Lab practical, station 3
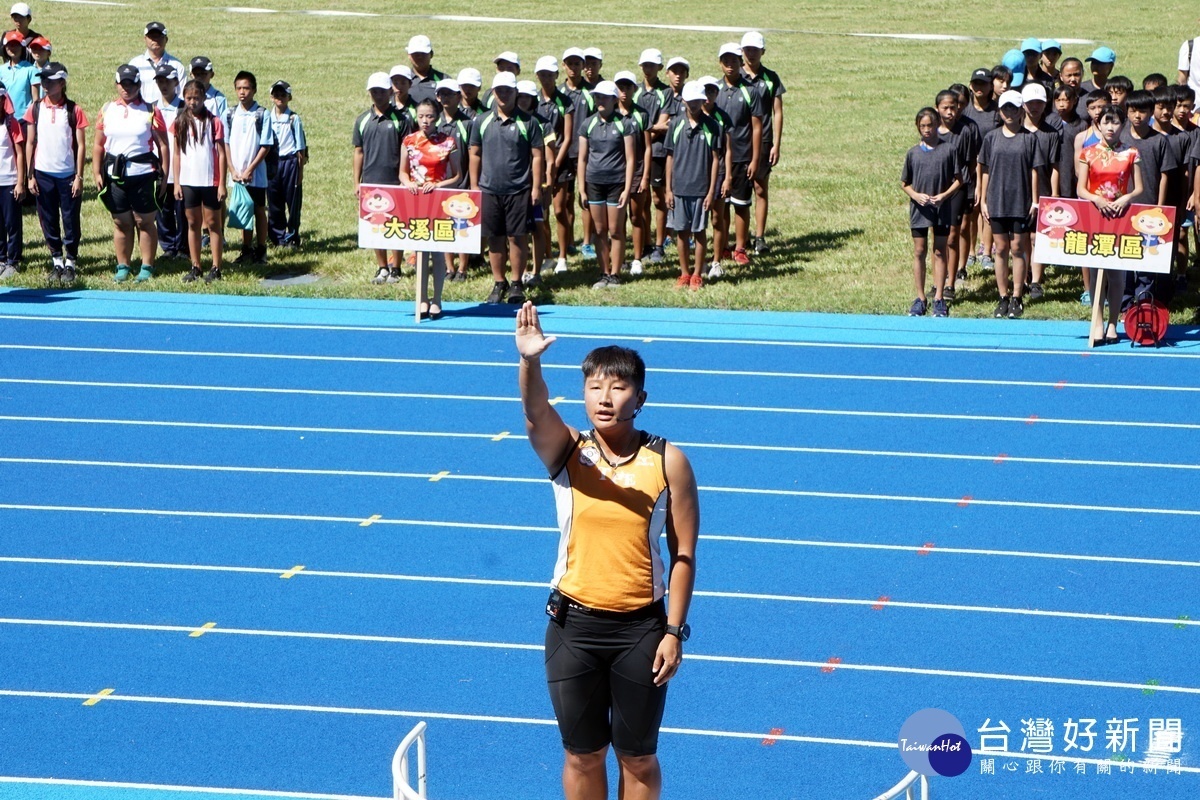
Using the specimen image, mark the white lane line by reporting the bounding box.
[1,313,1192,358]
[0,503,558,531]
[0,778,377,800]
[5,460,1197,517]
[3,413,1196,472]
[6,377,1200,431]
[700,535,1200,569]
[6,343,1197,394]
[1,553,1193,627]
[4,616,1196,694]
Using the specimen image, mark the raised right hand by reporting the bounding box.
[515,301,556,360]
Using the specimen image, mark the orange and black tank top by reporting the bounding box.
[549,429,670,612]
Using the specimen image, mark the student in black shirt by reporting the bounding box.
[903,108,962,318]
[578,80,635,289]
[1021,82,1061,301]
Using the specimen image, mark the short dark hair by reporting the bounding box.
[1107,75,1133,94]
[1060,56,1083,72]
[991,65,1012,83]
[1098,105,1125,126]
[234,70,256,90]
[947,83,968,103]
[1085,89,1110,107]
[581,346,646,392]
[915,106,938,126]
[1125,89,1154,113]
[1172,85,1196,105]
[1152,87,1175,107]
[1142,73,1168,91]
[1052,84,1077,103]
[934,89,957,107]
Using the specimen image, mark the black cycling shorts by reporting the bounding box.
[182,186,221,210]
[989,216,1030,235]
[545,599,668,756]
[102,174,159,216]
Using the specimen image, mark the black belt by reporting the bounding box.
[566,598,664,621]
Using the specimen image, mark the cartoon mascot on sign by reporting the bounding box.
[442,192,479,237]
[1038,201,1079,249]
[1129,208,1172,255]
[360,189,396,232]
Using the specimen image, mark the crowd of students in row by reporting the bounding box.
[352,31,786,315]
[0,8,308,285]
[902,39,1197,332]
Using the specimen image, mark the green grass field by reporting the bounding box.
[6,0,1199,321]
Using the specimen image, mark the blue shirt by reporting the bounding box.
[223,102,275,188]
[0,60,40,118]
[270,108,306,157]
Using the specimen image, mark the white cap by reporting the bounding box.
[740,31,765,49]
[494,51,520,66]
[389,64,414,80]
[562,47,584,61]
[638,48,663,66]
[582,47,603,60]
[666,56,690,71]
[718,42,743,58]
[10,2,30,17]
[613,70,638,85]
[456,67,483,87]
[406,34,432,54]
[535,55,558,74]
[516,79,538,96]
[1021,82,1047,103]
[367,71,391,91]
[698,74,720,89]
[998,89,1024,108]
[591,80,618,97]
[681,81,706,103]
[436,78,460,94]
[491,71,518,90]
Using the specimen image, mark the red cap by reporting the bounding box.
[2,30,23,45]
[28,35,48,51]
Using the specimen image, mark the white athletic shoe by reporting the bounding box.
[707,262,724,279]
[630,259,643,275]
[554,257,568,274]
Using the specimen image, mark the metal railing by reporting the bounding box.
[392,721,428,800]
[870,771,930,800]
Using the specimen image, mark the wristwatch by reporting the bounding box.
[665,623,691,642]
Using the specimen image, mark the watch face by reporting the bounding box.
[680,623,691,642]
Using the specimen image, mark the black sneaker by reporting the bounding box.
[60,265,76,285]
[48,266,63,285]
[506,281,526,304]
[943,285,956,303]
[183,266,203,283]
[753,236,769,255]
[485,280,508,304]
[994,296,1010,318]
[1028,282,1043,301]
[1008,295,1024,319]
[254,246,269,266]
[233,249,253,264]
[204,266,222,283]
[956,267,968,281]
[386,267,402,284]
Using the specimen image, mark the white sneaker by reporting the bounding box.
[707,262,724,279]
[554,257,568,274]
[630,259,643,275]
[52,255,64,270]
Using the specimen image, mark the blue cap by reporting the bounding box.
[1040,39,1061,53]
[1020,37,1042,53]
[1001,49,1026,87]
[1086,46,1116,64]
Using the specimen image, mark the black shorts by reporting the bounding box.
[555,159,577,186]
[545,599,668,756]
[244,185,266,206]
[948,188,966,226]
[102,174,159,215]
[649,156,667,188]
[182,186,221,210]
[912,226,952,239]
[990,216,1030,235]
[726,162,752,206]
[482,190,532,239]
[631,160,646,191]
[586,181,623,206]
